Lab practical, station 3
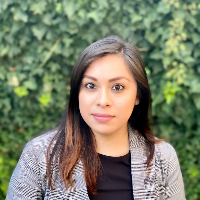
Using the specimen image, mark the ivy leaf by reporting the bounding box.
[150,49,163,60]
[157,1,169,14]
[63,1,76,18]
[187,165,199,179]
[191,32,200,44]
[13,9,28,22]
[87,11,100,24]
[31,25,47,41]
[23,78,37,90]
[190,78,200,93]
[14,87,29,97]
[184,56,195,63]
[163,81,182,104]
[131,13,142,23]
[38,92,52,107]
[30,1,47,15]
[56,3,63,14]
[8,75,19,87]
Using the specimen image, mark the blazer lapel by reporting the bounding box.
[65,159,90,200]
[70,127,156,200]
[129,128,155,199]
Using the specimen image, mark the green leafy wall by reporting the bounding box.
[0,0,200,199]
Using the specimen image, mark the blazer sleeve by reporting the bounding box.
[165,144,186,200]
[6,142,43,200]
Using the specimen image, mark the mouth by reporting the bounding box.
[92,113,114,123]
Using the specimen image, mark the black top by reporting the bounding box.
[88,151,134,200]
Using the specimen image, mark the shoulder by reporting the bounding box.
[154,142,185,198]
[154,141,182,179]
[6,129,59,199]
[154,140,177,161]
[129,127,178,163]
[22,128,58,159]
[13,128,59,180]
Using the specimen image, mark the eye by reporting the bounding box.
[85,83,97,89]
[112,84,124,91]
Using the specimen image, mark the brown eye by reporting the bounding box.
[112,84,124,91]
[85,83,96,89]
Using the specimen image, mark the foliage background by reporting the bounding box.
[0,0,200,199]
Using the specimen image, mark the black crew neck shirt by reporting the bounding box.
[88,151,134,200]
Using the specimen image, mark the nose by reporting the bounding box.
[96,88,112,108]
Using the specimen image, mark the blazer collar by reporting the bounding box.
[129,127,155,199]
[72,127,155,199]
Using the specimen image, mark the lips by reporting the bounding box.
[92,113,114,123]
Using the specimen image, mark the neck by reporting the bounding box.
[93,124,130,157]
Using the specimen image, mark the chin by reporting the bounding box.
[90,126,118,135]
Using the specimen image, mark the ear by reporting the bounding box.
[135,98,140,105]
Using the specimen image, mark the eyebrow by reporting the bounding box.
[83,75,130,82]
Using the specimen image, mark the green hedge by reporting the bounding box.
[0,0,200,199]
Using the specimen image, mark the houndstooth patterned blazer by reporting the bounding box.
[6,128,185,200]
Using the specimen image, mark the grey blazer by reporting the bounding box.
[6,128,185,199]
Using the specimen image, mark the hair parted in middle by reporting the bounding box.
[47,36,162,194]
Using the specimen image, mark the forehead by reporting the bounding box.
[84,54,134,80]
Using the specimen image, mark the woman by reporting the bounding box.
[6,36,185,199]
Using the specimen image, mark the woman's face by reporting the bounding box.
[79,54,139,136]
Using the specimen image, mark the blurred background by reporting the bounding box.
[0,0,200,199]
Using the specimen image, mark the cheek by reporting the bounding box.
[116,95,136,118]
[78,92,93,118]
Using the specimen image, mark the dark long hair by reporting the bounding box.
[47,36,162,194]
